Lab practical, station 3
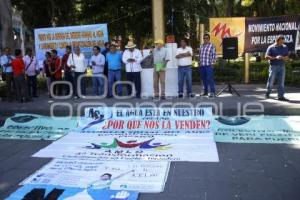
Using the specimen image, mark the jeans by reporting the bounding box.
[199,65,215,94]
[27,75,37,97]
[64,72,73,95]
[3,72,14,100]
[92,74,104,96]
[266,64,285,98]
[126,72,141,97]
[74,72,86,96]
[178,66,192,95]
[108,70,122,97]
[15,74,29,101]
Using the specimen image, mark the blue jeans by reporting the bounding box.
[108,70,122,97]
[266,64,285,98]
[199,65,215,94]
[178,66,192,95]
[92,74,104,96]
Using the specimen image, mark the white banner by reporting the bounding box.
[21,159,169,193]
[78,107,212,136]
[33,132,219,162]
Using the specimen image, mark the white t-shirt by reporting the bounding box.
[67,53,87,73]
[176,47,193,66]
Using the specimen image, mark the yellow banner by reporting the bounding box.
[209,17,245,55]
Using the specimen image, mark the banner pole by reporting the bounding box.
[245,53,250,83]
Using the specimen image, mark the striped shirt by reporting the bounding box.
[199,43,216,66]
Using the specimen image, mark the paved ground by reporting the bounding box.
[0,84,300,200]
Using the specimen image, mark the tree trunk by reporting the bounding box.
[0,0,14,51]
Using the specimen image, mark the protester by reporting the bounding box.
[175,38,194,98]
[199,33,217,98]
[0,47,14,101]
[89,46,105,96]
[153,39,169,99]
[101,42,110,77]
[11,49,30,103]
[42,51,52,96]
[67,46,87,98]
[61,46,73,95]
[106,44,123,98]
[265,35,290,101]
[50,49,62,96]
[122,41,143,98]
[23,48,39,98]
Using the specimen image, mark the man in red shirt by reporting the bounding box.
[61,46,72,95]
[50,49,62,96]
[11,49,30,103]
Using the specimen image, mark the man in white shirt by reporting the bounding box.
[23,48,39,98]
[89,46,105,96]
[0,47,14,101]
[122,41,143,98]
[67,46,87,98]
[175,38,194,98]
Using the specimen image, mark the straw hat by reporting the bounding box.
[154,39,164,44]
[125,41,136,49]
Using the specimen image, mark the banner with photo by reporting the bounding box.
[245,15,300,52]
[33,132,219,162]
[34,24,108,65]
[209,17,245,55]
[5,184,138,200]
[78,107,212,136]
[21,159,170,193]
[213,116,300,144]
[0,113,77,140]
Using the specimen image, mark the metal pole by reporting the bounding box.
[245,53,250,83]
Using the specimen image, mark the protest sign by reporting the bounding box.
[78,107,212,136]
[0,114,77,140]
[245,15,300,52]
[213,116,300,144]
[33,132,219,162]
[34,24,108,65]
[5,184,138,200]
[21,159,170,193]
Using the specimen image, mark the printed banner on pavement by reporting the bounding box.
[33,132,219,162]
[21,159,170,193]
[78,107,212,136]
[0,114,77,140]
[213,116,300,144]
[5,184,138,200]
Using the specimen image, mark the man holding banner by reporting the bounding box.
[265,35,289,101]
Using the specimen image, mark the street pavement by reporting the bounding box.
[0,84,299,200]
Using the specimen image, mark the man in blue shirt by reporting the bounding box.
[0,47,14,101]
[265,35,289,101]
[106,44,123,98]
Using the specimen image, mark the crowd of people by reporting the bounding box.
[0,34,290,103]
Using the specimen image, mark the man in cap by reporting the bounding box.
[265,35,289,101]
[153,39,169,99]
[122,41,143,98]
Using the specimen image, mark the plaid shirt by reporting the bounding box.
[199,43,216,66]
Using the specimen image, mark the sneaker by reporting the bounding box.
[178,94,183,98]
[278,97,289,102]
[201,92,208,96]
[209,93,216,98]
[265,93,270,99]
[73,96,79,99]
[189,93,195,98]
[161,95,166,100]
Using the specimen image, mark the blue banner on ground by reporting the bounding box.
[0,114,77,140]
[213,116,300,144]
[5,184,138,200]
[34,24,108,64]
